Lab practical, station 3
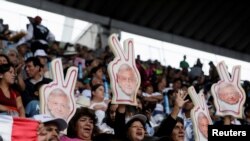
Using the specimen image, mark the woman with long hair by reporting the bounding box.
[0,63,25,117]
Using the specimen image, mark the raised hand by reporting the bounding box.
[188,86,213,141]
[174,90,189,108]
[40,58,78,123]
[108,34,141,105]
[170,90,189,119]
[211,61,245,118]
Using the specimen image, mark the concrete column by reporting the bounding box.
[61,17,74,42]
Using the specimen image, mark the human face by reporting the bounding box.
[2,67,15,85]
[171,122,185,141]
[127,121,145,141]
[38,56,48,65]
[76,116,94,140]
[0,56,8,65]
[8,51,18,66]
[48,91,70,119]
[17,44,27,55]
[145,86,153,94]
[158,78,166,92]
[95,68,103,79]
[198,116,209,138]
[173,80,182,91]
[117,67,137,96]
[44,123,60,141]
[25,61,40,78]
[218,85,240,105]
[92,85,104,101]
[183,100,194,111]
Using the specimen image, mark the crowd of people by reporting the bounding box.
[0,15,250,141]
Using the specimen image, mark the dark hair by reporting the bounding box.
[103,102,115,128]
[173,78,182,84]
[176,117,184,125]
[125,118,146,133]
[67,107,99,138]
[91,84,103,92]
[0,54,10,64]
[90,84,104,100]
[90,65,103,76]
[0,63,14,74]
[25,57,43,68]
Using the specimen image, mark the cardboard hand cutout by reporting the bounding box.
[211,61,245,118]
[40,58,78,123]
[188,86,213,141]
[108,34,141,105]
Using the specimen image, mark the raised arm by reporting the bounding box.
[155,90,188,137]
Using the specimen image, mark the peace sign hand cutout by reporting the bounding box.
[107,34,141,105]
[40,58,78,123]
[188,86,213,141]
[211,61,245,118]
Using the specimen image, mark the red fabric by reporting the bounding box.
[12,117,39,141]
[0,88,20,108]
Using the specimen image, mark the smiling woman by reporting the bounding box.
[60,107,99,141]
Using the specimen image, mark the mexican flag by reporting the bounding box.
[0,115,39,141]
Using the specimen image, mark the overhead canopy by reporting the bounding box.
[7,0,250,62]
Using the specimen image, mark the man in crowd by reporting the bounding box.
[35,114,67,141]
[17,15,55,53]
[22,57,52,117]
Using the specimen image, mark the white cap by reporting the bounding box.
[34,49,48,57]
[126,114,147,125]
[63,46,77,56]
[33,114,67,131]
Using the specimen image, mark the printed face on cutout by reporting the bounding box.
[198,112,209,138]
[117,64,137,96]
[47,89,71,120]
[218,82,241,105]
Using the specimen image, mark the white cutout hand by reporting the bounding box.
[188,86,213,141]
[40,58,78,123]
[108,34,141,105]
[211,61,245,118]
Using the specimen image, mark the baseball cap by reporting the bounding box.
[126,114,147,125]
[33,114,67,131]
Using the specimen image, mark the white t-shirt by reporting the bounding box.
[81,89,91,100]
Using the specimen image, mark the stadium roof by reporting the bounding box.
[7,0,250,62]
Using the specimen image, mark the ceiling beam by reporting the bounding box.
[6,0,250,62]
[111,20,250,62]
